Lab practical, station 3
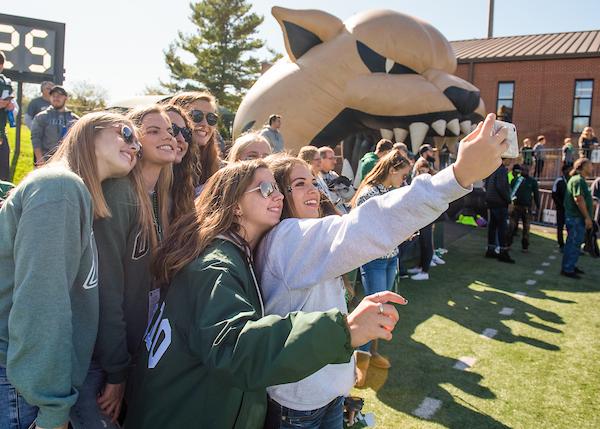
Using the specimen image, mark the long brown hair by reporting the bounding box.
[49,111,131,218]
[351,149,409,207]
[169,91,221,185]
[163,103,198,222]
[152,160,268,284]
[127,105,173,238]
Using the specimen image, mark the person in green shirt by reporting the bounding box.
[0,112,140,429]
[561,158,594,278]
[358,138,393,182]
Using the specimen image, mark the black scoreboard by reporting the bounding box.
[0,13,65,84]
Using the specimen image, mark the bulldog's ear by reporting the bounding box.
[272,7,343,62]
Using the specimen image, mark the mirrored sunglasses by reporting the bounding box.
[245,181,280,199]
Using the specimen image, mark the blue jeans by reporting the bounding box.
[264,396,344,429]
[70,361,120,429]
[0,366,38,429]
[562,217,585,273]
[359,256,398,352]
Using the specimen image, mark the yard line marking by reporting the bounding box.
[526,280,537,285]
[542,262,550,266]
[549,255,557,260]
[499,307,514,316]
[534,270,544,275]
[413,397,442,419]
[480,328,498,339]
[453,356,477,371]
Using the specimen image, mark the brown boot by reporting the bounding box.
[369,340,391,369]
[354,350,370,387]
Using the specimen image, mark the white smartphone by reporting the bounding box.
[493,120,519,158]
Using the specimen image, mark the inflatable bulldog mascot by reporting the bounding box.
[234,7,485,175]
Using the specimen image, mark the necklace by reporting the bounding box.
[151,191,162,241]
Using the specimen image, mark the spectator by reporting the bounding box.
[0,51,18,181]
[561,158,594,278]
[359,138,393,180]
[24,80,53,128]
[533,135,546,178]
[439,142,451,169]
[414,144,437,174]
[227,131,272,162]
[592,176,600,227]
[578,127,597,159]
[298,145,335,203]
[31,85,79,165]
[260,113,284,153]
[562,137,576,168]
[485,159,515,263]
[319,146,351,212]
[521,138,533,167]
[507,164,540,253]
[552,164,571,251]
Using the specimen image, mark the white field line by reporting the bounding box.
[480,328,498,339]
[526,280,537,285]
[534,270,544,275]
[499,307,514,316]
[413,397,442,419]
[453,356,477,371]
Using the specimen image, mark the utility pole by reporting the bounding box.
[488,0,495,38]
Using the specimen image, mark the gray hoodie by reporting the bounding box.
[255,166,471,410]
[31,106,79,159]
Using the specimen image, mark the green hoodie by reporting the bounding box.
[125,238,353,429]
[93,177,156,384]
[359,152,379,179]
[0,165,99,428]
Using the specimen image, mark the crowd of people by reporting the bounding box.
[0,48,518,429]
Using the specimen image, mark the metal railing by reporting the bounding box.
[518,148,600,182]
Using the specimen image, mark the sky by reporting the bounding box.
[2,0,600,103]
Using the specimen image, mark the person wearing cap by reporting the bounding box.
[24,81,54,129]
[507,164,540,253]
[31,85,79,165]
[413,144,437,175]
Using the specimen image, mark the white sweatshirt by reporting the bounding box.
[255,166,471,411]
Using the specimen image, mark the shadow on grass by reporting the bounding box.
[362,223,598,428]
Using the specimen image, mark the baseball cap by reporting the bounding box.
[419,144,433,156]
[49,85,68,96]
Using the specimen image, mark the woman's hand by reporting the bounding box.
[97,382,126,422]
[453,113,509,188]
[346,291,408,348]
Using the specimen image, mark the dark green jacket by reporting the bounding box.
[93,178,155,384]
[126,238,353,429]
[511,175,540,208]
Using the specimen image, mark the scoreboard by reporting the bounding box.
[0,14,65,84]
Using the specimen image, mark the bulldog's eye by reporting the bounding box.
[356,41,417,75]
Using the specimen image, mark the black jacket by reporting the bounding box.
[485,165,511,208]
[552,175,568,211]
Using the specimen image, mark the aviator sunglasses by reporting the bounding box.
[191,110,219,126]
[245,181,280,198]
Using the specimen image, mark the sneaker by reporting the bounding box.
[574,267,585,274]
[497,251,515,264]
[429,261,438,268]
[485,249,498,259]
[411,272,429,281]
[432,254,446,265]
[398,273,410,279]
[407,267,422,274]
[436,248,448,255]
[560,270,580,279]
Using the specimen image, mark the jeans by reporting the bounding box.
[556,208,565,248]
[0,366,38,429]
[488,207,509,250]
[562,217,585,273]
[70,361,120,429]
[264,396,344,429]
[359,256,398,352]
[508,205,531,249]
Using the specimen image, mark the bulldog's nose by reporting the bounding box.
[444,87,481,115]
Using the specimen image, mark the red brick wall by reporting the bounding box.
[455,58,600,148]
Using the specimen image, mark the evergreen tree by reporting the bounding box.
[163,0,264,111]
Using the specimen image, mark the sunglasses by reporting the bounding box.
[95,124,142,157]
[172,123,192,143]
[191,110,219,126]
[245,181,280,198]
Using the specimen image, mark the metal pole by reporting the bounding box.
[488,0,495,38]
[9,81,23,181]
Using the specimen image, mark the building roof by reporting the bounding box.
[451,30,600,63]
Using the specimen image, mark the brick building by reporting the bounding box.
[451,30,600,148]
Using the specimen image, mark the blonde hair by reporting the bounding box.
[227,131,271,162]
[49,111,131,218]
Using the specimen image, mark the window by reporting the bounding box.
[496,81,514,123]
[572,80,593,133]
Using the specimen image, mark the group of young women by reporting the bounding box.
[0,88,509,429]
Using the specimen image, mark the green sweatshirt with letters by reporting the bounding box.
[125,237,354,429]
[0,165,99,429]
[93,177,155,384]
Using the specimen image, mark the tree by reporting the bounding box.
[66,81,108,116]
[162,0,265,111]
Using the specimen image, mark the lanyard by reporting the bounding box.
[151,191,162,242]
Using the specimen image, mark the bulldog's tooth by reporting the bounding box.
[460,120,472,135]
[409,122,428,153]
[431,120,446,136]
[447,118,460,136]
[380,129,394,140]
[385,58,394,73]
[393,128,408,142]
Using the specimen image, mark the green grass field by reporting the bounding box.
[6,125,34,184]
[353,226,599,428]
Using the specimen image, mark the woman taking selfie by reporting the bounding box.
[0,112,140,429]
[125,160,405,429]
